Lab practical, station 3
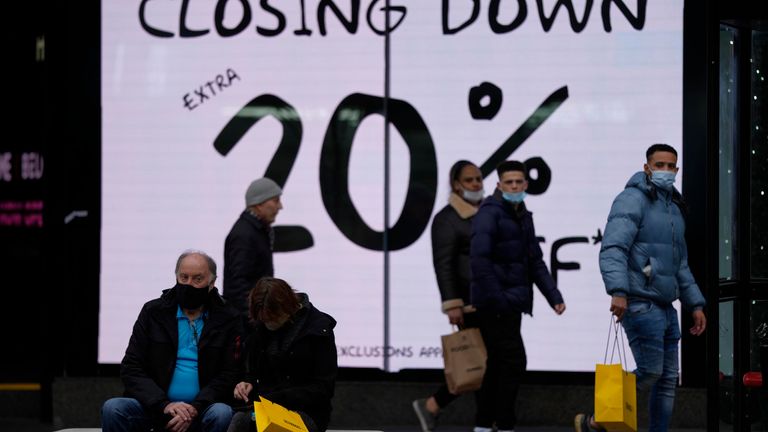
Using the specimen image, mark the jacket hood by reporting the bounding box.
[251,292,337,334]
[295,292,337,333]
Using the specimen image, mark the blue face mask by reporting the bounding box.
[502,191,526,203]
[649,169,676,191]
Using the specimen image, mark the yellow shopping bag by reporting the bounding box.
[594,363,637,432]
[593,318,637,432]
[253,397,308,432]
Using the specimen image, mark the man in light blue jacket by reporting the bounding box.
[576,144,706,432]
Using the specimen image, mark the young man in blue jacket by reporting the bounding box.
[470,160,566,432]
[576,144,707,432]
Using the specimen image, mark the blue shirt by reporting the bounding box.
[167,306,206,402]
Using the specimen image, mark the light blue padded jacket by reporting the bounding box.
[599,172,705,310]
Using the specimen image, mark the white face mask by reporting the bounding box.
[461,188,484,204]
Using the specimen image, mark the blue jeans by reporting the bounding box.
[102,397,233,432]
[621,299,680,432]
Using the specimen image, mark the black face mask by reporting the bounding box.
[175,282,210,309]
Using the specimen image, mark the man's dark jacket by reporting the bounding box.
[120,286,240,421]
[224,210,274,315]
[470,189,563,315]
[241,294,337,431]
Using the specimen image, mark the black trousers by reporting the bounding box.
[475,311,526,430]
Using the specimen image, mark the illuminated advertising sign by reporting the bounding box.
[101,1,683,371]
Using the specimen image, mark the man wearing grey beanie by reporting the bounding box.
[223,178,283,316]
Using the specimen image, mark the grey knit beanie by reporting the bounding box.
[245,178,282,207]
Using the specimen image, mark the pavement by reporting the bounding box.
[0,418,709,432]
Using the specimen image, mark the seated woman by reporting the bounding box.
[228,277,337,432]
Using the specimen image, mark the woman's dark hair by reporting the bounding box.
[248,277,301,323]
[448,160,477,189]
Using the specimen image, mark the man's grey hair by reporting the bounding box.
[175,250,217,282]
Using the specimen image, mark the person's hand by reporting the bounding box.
[690,310,706,336]
[553,303,566,315]
[447,308,464,326]
[165,414,192,432]
[234,381,253,402]
[163,402,197,422]
[610,296,627,321]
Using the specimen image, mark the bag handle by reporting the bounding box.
[451,323,468,332]
[603,315,629,366]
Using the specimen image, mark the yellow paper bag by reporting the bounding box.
[594,363,637,432]
[253,397,308,432]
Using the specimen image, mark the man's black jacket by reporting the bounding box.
[120,286,241,420]
[470,190,563,315]
[224,210,274,315]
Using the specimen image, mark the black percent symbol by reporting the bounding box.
[469,81,568,193]
[213,86,568,252]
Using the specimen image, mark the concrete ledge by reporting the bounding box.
[51,377,706,429]
[0,388,41,418]
[55,429,102,432]
[329,381,706,429]
[52,429,384,432]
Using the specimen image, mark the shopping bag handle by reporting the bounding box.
[603,315,629,366]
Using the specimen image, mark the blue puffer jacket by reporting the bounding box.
[470,189,564,315]
[600,172,705,310]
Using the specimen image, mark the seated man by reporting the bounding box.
[102,250,240,432]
